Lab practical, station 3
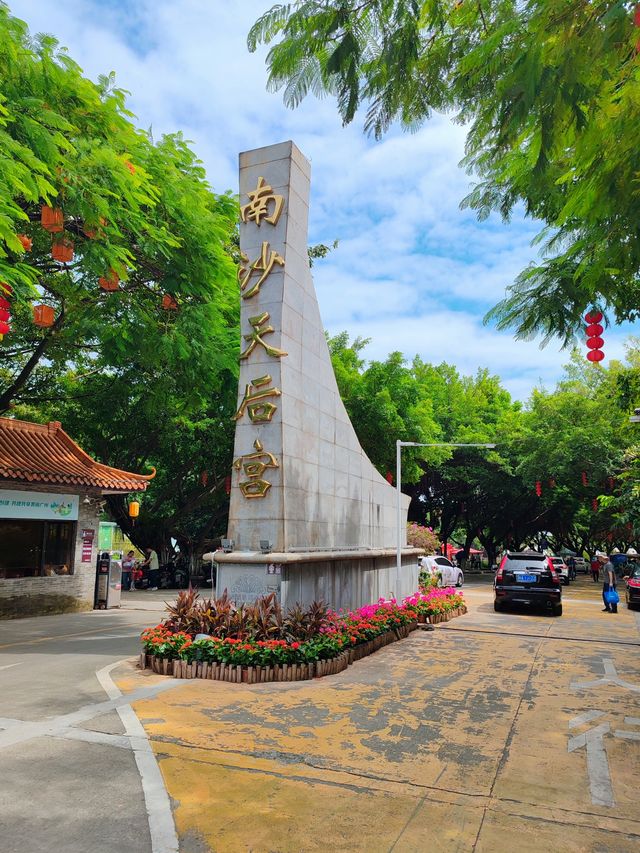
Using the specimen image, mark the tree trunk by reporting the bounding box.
[0,310,65,412]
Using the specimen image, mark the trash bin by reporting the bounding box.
[94,552,122,609]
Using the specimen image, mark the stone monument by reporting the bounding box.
[215,142,420,609]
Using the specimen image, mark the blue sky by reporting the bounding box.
[10,0,638,401]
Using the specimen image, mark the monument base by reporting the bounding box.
[214,548,422,611]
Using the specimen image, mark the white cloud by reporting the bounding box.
[9,0,638,400]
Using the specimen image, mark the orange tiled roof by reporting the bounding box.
[0,418,155,492]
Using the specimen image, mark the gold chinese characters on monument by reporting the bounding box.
[238,242,284,299]
[233,439,279,499]
[233,175,288,500]
[240,177,284,226]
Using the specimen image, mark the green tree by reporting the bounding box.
[0,4,240,559]
[0,4,238,412]
[250,1,640,341]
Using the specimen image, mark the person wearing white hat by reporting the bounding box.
[597,552,618,613]
[626,547,638,558]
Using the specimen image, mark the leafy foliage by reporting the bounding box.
[250,1,640,340]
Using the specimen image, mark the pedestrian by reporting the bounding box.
[590,555,600,583]
[121,550,136,591]
[142,546,160,591]
[567,555,576,581]
[597,551,618,613]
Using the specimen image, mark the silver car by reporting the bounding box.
[419,555,464,587]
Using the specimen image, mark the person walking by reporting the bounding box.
[597,551,618,613]
[590,555,600,583]
[567,555,576,581]
[121,550,136,591]
[142,546,160,591]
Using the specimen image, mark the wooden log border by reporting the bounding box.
[139,607,468,682]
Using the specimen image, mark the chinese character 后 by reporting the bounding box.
[238,241,285,299]
[240,176,284,226]
[233,374,281,423]
[233,439,279,499]
[240,312,288,361]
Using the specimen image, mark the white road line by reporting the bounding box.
[0,663,20,671]
[568,723,615,807]
[96,662,179,853]
[568,710,605,729]
[66,633,140,641]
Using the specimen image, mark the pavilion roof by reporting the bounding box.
[0,418,155,492]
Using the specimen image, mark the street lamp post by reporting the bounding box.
[395,441,497,592]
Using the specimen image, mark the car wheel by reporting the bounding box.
[553,604,563,617]
[456,572,464,587]
[494,601,503,612]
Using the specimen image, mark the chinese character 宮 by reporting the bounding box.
[233,374,281,423]
[240,177,284,226]
[238,242,284,299]
[240,312,288,361]
[233,439,279,499]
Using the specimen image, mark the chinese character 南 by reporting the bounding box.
[240,312,288,360]
[234,375,281,423]
[238,242,284,299]
[233,439,279,499]
[240,177,284,226]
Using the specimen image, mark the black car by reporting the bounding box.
[494,551,562,616]
[625,565,640,609]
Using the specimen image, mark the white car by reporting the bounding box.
[550,556,570,585]
[419,556,464,587]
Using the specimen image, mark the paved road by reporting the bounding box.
[2,580,640,852]
[0,597,174,853]
[126,576,640,852]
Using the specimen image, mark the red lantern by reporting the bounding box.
[585,309,604,363]
[224,475,232,496]
[535,480,542,497]
[17,234,32,251]
[41,205,64,233]
[162,294,178,310]
[33,304,55,328]
[585,323,603,337]
[385,471,393,485]
[51,238,74,263]
[99,270,120,291]
[581,471,588,487]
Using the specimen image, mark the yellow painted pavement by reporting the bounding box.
[119,578,640,852]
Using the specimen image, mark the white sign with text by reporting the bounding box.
[0,489,79,521]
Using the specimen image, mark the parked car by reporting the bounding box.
[419,556,464,587]
[550,556,571,585]
[624,564,640,609]
[494,551,562,616]
[573,557,588,574]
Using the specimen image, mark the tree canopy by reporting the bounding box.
[249,1,640,343]
[0,3,240,558]
[329,332,640,561]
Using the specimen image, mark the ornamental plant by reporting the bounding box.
[141,587,466,667]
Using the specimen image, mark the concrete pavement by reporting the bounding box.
[1,578,640,852]
[0,598,175,853]
[122,575,640,852]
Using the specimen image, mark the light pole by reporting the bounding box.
[395,441,497,591]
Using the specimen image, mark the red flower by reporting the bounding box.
[291,642,300,650]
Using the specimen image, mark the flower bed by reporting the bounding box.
[139,587,466,682]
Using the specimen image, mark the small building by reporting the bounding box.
[0,418,154,618]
